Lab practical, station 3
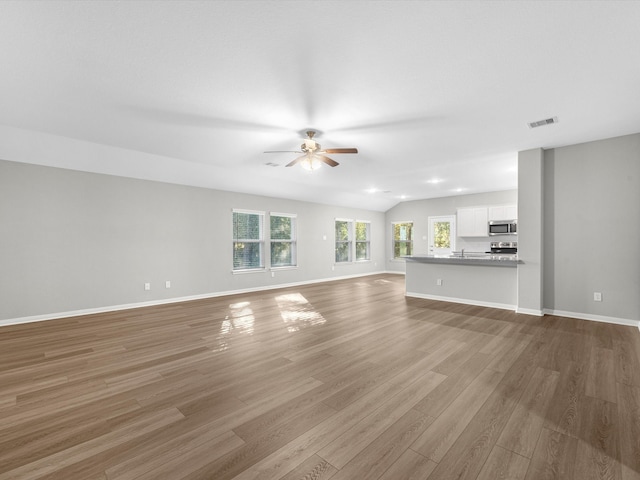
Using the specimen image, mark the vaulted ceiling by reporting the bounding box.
[1,1,639,211]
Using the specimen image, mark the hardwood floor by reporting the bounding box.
[1,273,639,480]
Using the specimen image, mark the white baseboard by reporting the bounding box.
[5,273,638,333]
[0,271,390,328]
[404,297,639,330]
[405,291,516,312]
[544,308,640,329]
[516,307,544,317]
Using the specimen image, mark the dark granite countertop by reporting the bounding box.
[404,254,521,267]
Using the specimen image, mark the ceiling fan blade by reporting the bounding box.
[285,155,308,167]
[264,150,303,154]
[318,155,339,167]
[321,148,358,154]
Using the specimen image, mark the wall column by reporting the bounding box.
[517,148,544,315]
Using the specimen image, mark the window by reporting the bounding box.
[335,219,352,263]
[428,215,456,255]
[270,213,297,267]
[355,221,370,261]
[393,222,413,258]
[232,210,264,271]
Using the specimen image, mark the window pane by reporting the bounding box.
[434,221,451,248]
[335,221,350,241]
[394,241,412,258]
[233,242,263,269]
[271,242,293,266]
[233,212,261,240]
[356,241,369,261]
[270,216,292,240]
[394,223,413,241]
[356,222,369,241]
[335,242,351,263]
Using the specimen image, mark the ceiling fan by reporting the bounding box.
[264,130,358,170]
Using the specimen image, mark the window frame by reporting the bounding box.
[232,209,265,273]
[334,218,353,264]
[269,212,298,269]
[355,220,371,262]
[392,221,414,260]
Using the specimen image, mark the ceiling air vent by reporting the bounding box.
[528,116,558,129]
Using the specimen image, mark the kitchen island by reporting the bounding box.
[404,254,521,310]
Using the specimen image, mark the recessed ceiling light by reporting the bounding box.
[527,116,558,129]
[365,187,379,194]
[426,178,443,184]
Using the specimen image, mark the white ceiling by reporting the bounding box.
[1,1,639,211]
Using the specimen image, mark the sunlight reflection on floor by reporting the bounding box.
[275,293,326,333]
[214,301,256,352]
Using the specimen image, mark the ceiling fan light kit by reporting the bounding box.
[265,130,358,170]
[301,156,323,171]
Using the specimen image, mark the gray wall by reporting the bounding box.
[385,189,518,273]
[543,133,640,322]
[0,160,385,321]
[3,131,638,325]
[405,261,517,309]
[517,148,544,315]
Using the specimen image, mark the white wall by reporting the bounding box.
[542,133,640,323]
[384,190,518,272]
[0,160,385,322]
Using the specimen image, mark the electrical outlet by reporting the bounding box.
[436,278,443,286]
[593,292,602,302]
[144,283,151,291]
[271,271,275,278]
[165,281,171,288]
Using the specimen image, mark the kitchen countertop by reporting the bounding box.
[405,253,521,267]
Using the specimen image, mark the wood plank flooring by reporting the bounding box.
[1,273,639,480]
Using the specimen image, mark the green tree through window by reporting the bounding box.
[393,222,413,258]
[335,220,352,263]
[270,214,296,267]
[355,221,370,261]
[434,221,451,248]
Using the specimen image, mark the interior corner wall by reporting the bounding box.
[0,159,386,323]
[543,132,640,323]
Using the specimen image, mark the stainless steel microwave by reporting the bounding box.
[488,220,517,235]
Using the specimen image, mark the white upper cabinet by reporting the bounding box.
[488,205,517,221]
[457,207,488,237]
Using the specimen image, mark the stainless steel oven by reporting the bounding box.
[489,241,517,254]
